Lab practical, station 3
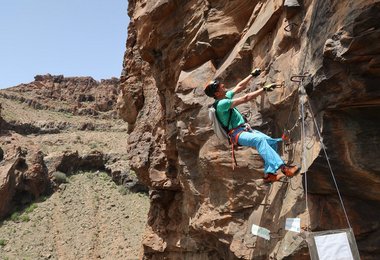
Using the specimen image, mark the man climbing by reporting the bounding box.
[204,69,299,183]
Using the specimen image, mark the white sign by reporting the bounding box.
[285,218,301,233]
[314,232,354,260]
[251,224,270,240]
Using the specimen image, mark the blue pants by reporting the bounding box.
[231,127,284,174]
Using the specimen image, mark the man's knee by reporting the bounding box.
[253,135,266,143]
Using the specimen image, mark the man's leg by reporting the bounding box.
[251,130,300,177]
[251,130,282,152]
[237,130,284,174]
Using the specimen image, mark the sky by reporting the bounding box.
[0,0,129,89]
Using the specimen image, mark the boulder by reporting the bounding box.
[0,150,51,219]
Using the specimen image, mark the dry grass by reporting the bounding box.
[1,96,129,158]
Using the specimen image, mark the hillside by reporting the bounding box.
[0,77,150,259]
[0,172,149,259]
[0,74,119,119]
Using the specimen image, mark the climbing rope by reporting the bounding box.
[295,80,352,232]
[300,88,310,231]
[305,98,352,229]
[282,0,354,232]
[294,0,319,232]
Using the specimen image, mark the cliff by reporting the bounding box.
[117,1,380,259]
[0,74,119,118]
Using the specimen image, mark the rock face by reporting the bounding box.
[118,1,380,259]
[0,150,50,219]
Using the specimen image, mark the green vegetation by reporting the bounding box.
[10,212,21,222]
[99,172,111,181]
[62,111,73,118]
[20,215,30,222]
[86,172,95,180]
[24,204,37,214]
[129,170,137,177]
[52,171,69,184]
[0,239,7,246]
[74,135,82,144]
[89,142,98,149]
[118,186,129,195]
[38,196,48,202]
[138,192,148,198]
[10,212,31,222]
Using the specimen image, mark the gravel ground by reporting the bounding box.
[0,172,150,260]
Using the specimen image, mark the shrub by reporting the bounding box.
[52,171,68,184]
[25,204,37,213]
[89,142,98,149]
[99,172,111,181]
[20,214,30,222]
[74,135,82,144]
[129,170,137,177]
[86,172,94,179]
[0,239,7,246]
[10,212,21,222]
[118,186,129,195]
[39,196,48,202]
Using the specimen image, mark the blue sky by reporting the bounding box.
[0,0,129,89]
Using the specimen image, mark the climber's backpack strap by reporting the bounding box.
[208,100,232,142]
[214,101,240,169]
[213,100,233,135]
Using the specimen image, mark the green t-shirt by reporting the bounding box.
[215,90,245,130]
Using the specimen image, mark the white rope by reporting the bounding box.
[306,99,352,229]
[288,0,352,234]
[300,92,310,231]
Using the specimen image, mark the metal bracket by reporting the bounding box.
[290,74,308,83]
[284,22,298,32]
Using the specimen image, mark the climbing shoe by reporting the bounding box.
[263,173,285,183]
[281,165,300,177]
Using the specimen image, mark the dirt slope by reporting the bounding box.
[1,84,150,259]
[0,171,149,260]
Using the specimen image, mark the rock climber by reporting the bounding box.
[204,69,300,183]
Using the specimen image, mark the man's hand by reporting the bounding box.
[251,68,261,77]
[262,83,277,92]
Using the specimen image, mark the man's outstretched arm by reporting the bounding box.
[230,82,278,108]
[232,69,261,94]
[230,88,265,108]
[232,74,254,94]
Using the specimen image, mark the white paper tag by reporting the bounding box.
[251,224,270,240]
[285,218,301,233]
[314,232,354,260]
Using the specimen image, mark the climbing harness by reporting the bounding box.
[211,100,249,170]
[228,123,252,170]
[228,126,241,170]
